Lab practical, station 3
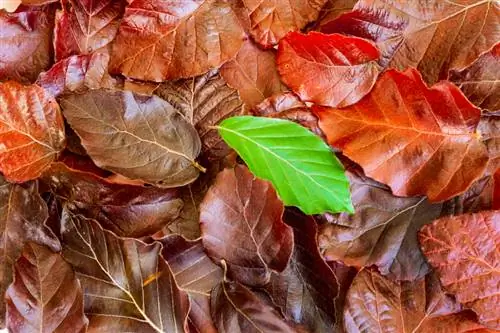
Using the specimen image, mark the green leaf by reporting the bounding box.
[217,116,353,214]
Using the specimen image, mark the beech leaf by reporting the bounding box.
[5,242,87,333]
[314,68,489,202]
[0,81,65,182]
[60,89,202,188]
[217,116,353,214]
[60,209,190,333]
[419,211,500,329]
[277,31,381,108]
[200,165,293,286]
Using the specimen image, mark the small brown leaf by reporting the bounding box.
[6,242,87,333]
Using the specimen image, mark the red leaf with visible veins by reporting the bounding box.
[314,68,489,202]
[0,81,65,182]
[277,32,381,108]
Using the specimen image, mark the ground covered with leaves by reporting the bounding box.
[0,0,499,332]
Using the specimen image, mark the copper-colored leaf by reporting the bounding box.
[241,0,327,48]
[0,5,55,83]
[220,39,285,108]
[445,175,496,215]
[155,69,245,158]
[314,0,357,30]
[60,89,202,188]
[5,242,87,333]
[0,178,60,327]
[265,209,340,332]
[54,0,125,61]
[41,162,182,238]
[211,278,294,332]
[277,31,381,108]
[419,211,500,329]
[0,81,65,182]
[344,269,491,333]
[495,170,500,209]
[60,209,190,333]
[449,43,500,113]
[478,114,500,175]
[314,68,489,202]
[200,165,294,286]
[37,53,116,97]
[322,0,499,84]
[110,0,245,82]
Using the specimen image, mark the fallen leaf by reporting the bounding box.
[0,5,55,83]
[449,43,500,113]
[478,114,500,174]
[200,165,293,286]
[36,53,116,97]
[314,0,357,30]
[344,269,491,333]
[419,211,500,329]
[188,294,218,333]
[60,89,202,188]
[495,170,500,209]
[110,0,245,81]
[0,81,65,182]
[314,68,489,202]
[5,242,87,333]
[277,31,381,108]
[54,0,125,61]
[60,209,190,333]
[321,0,499,84]
[220,39,285,108]
[444,175,495,215]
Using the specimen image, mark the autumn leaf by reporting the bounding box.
[419,211,500,329]
[314,0,357,30]
[0,81,65,182]
[5,242,87,333]
[278,31,381,108]
[478,114,500,174]
[314,68,489,202]
[60,89,203,187]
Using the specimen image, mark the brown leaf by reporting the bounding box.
[321,0,499,84]
[444,175,495,215]
[220,39,285,108]
[60,89,202,187]
[155,69,245,158]
[211,277,294,332]
[200,165,294,286]
[318,166,445,281]
[110,0,245,82]
[478,114,500,175]
[41,162,182,238]
[344,269,491,333]
[449,43,500,113]
[419,211,500,329]
[277,31,381,108]
[54,0,125,61]
[5,242,87,333]
[241,0,327,48]
[0,178,60,327]
[265,209,340,332]
[36,53,116,97]
[314,68,489,202]
[188,294,218,333]
[0,5,55,83]
[0,81,65,182]
[60,209,190,333]
[495,170,500,209]
[314,0,357,30]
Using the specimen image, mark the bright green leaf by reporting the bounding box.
[217,116,353,214]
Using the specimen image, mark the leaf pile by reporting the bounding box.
[0,0,499,332]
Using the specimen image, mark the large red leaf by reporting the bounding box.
[314,68,489,202]
[0,5,55,83]
[200,165,293,286]
[110,0,245,82]
[419,211,500,329]
[344,269,492,333]
[321,0,499,84]
[54,0,125,61]
[277,32,381,108]
[449,43,500,113]
[5,243,87,333]
[0,81,65,182]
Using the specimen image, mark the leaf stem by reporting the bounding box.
[193,160,207,173]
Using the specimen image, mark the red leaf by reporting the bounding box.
[314,68,489,202]
[419,211,500,329]
[0,81,65,182]
[277,31,381,108]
